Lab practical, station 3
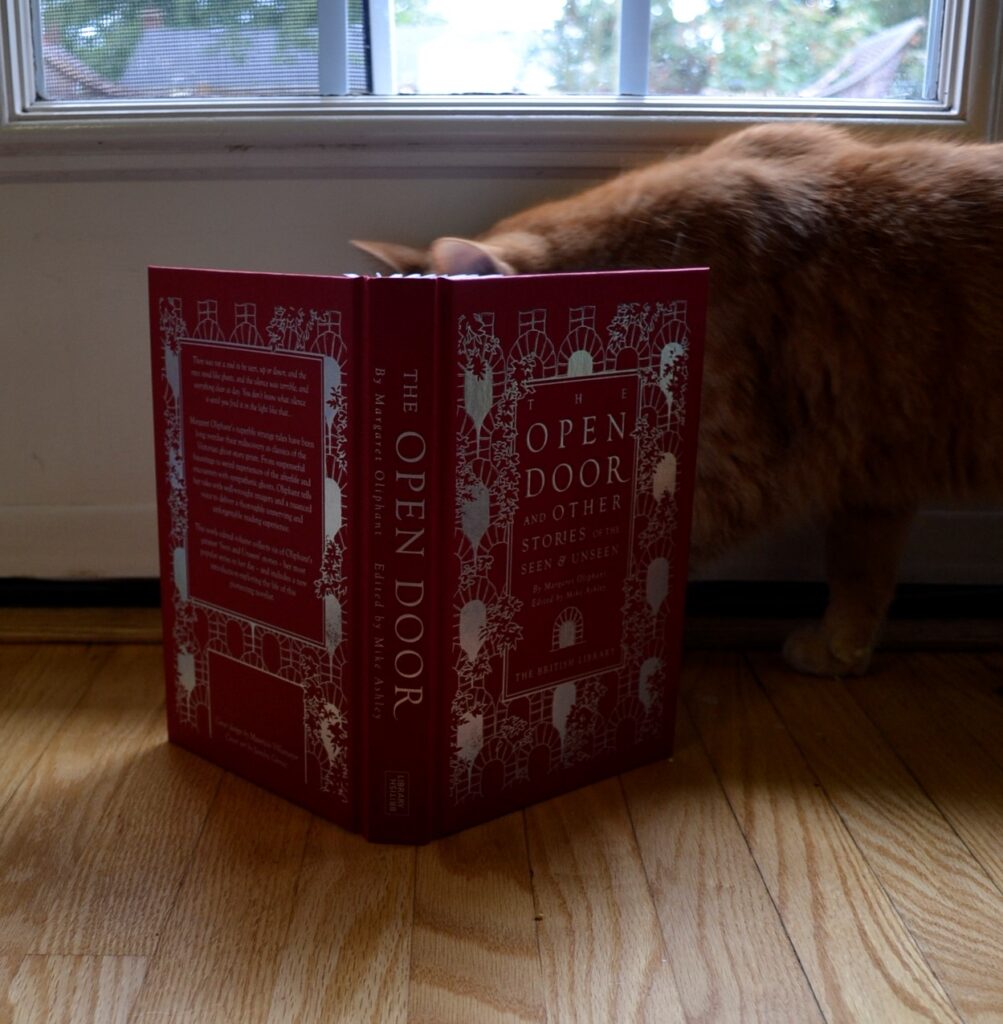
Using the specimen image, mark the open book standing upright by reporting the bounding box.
[149,264,708,842]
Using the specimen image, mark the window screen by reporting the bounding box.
[37,0,370,100]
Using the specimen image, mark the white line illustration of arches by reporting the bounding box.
[511,308,557,380]
[559,306,605,375]
[230,302,261,344]
[194,299,225,341]
[311,310,344,357]
[551,606,584,651]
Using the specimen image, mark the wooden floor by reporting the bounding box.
[1,624,1002,1023]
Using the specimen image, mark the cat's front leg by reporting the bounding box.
[783,506,914,677]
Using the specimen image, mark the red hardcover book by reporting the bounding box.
[150,264,707,842]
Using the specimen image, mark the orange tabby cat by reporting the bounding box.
[355,122,1003,677]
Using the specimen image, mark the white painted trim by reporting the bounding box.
[318,0,350,96]
[924,0,946,101]
[27,0,44,101]
[0,505,160,579]
[1,0,999,177]
[619,0,651,98]
[949,0,1002,138]
[0,0,33,122]
[988,0,1003,140]
[4,504,999,582]
[368,0,396,96]
[0,102,985,182]
[694,509,1003,585]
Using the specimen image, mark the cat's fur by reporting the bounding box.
[355,122,1003,676]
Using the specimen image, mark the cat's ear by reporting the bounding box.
[351,240,430,273]
[429,237,516,276]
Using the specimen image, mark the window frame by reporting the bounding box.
[1,0,1000,178]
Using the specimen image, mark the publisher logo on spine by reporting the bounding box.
[384,771,410,816]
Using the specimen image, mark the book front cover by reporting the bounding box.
[441,270,706,833]
[150,268,358,829]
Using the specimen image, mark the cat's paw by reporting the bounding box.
[782,624,873,677]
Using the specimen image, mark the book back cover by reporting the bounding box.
[150,267,360,831]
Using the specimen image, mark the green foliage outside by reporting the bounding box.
[44,0,322,80]
[44,0,929,98]
[543,0,929,97]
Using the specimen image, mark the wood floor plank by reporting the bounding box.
[0,645,111,812]
[684,617,1003,653]
[686,652,961,1024]
[263,819,414,1024]
[0,645,220,957]
[0,957,22,1023]
[751,653,1003,1024]
[622,696,824,1024]
[845,656,1003,897]
[0,643,41,683]
[910,653,1003,776]
[128,773,312,1024]
[0,608,161,645]
[409,813,545,1024]
[978,651,1003,676]
[5,634,1003,1024]
[526,777,687,1024]
[4,955,146,1024]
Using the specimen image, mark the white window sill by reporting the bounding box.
[0,94,997,181]
[2,0,1000,181]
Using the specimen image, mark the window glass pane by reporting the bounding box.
[38,0,370,100]
[392,0,932,99]
[647,0,930,99]
[393,0,616,95]
[32,0,941,103]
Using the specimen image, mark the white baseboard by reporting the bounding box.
[0,504,159,579]
[692,507,1003,585]
[2,504,1001,584]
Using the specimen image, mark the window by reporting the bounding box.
[28,0,941,102]
[1,0,1000,162]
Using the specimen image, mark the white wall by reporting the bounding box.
[0,167,588,578]
[1,164,1001,582]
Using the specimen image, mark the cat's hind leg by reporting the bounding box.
[782,507,914,676]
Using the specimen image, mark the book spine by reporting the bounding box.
[360,277,442,843]
[148,270,181,745]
